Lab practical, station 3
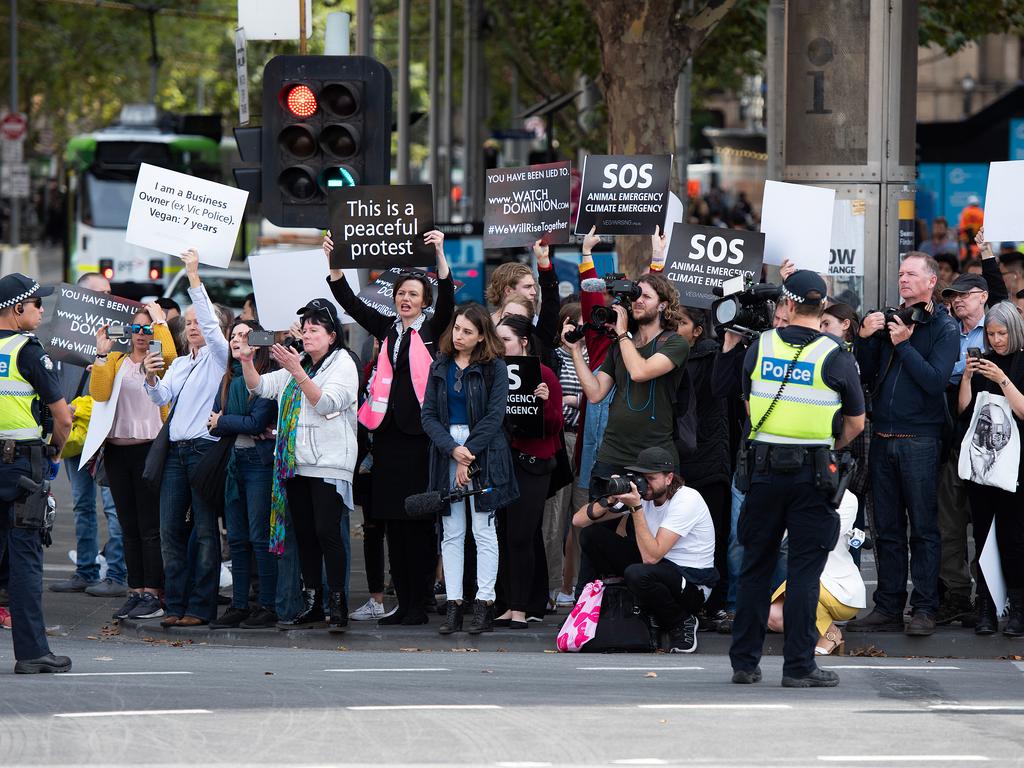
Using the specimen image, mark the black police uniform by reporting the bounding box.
[729,324,865,683]
[0,327,63,665]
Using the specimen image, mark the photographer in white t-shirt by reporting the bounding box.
[572,447,718,653]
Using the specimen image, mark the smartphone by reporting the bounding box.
[148,340,162,357]
[107,323,127,339]
[247,330,276,347]
[967,347,983,359]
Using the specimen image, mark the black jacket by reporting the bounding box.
[679,338,731,489]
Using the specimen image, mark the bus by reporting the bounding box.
[63,104,223,298]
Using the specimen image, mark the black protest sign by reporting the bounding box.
[505,355,543,438]
[328,184,435,269]
[663,224,765,310]
[41,284,143,366]
[573,154,672,236]
[356,267,462,319]
[485,161,571,248]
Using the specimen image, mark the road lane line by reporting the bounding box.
[324,668,451,673]
[576,666,704,671]
[929,705,1024,712]
[818,757,989,763]
[822,665,960,670]
[59,671,193,677]
[495,763,553,767]
[347,705,502,711]
[54,709,212,718]
[638,708,790,712]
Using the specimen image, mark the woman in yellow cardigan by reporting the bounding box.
[90,303,176,622]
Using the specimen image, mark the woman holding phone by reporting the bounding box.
[90,303,177,622]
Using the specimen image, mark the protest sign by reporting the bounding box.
[484,161,571,248]
[981,160,1024,243]
[505,355,543,438]
[828,199,866,277]
[663,224,765,310]
[248,248,358,331]
[356,267,461,318]
[759,180,835,272]
[125,163,248,268]
[327,184,435,269]
[41,284,143,366]
[574,155,672,236]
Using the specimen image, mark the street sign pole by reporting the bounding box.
[9,0,20,246]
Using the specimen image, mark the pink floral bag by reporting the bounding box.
[556,580,604,652]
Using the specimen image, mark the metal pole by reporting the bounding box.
[674,58,692,198]
[356,0,372,57]
[298,0,307,55]
[461,0,476,220]
[440,0,452,221]
[428,0,439,211]
[397,0,410,184]
[9,0,20,246]
[765,0,785,181]
[325,12,351,55]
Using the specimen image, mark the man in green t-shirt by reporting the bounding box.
[563,272,690,499]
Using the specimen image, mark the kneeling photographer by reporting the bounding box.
[572,447,717,654]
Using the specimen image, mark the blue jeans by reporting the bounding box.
[225,447,277,609]
[65,453,126,584]
[869,435,942,617]
[578,387,614,491]
[726,478,788,612]
[274,503,304,622]
[160,440,221,621]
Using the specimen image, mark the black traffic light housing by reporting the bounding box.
[256,55,393,228]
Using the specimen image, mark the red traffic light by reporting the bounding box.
[285,84,318,118]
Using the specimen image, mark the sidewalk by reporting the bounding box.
[31,472,1024,659]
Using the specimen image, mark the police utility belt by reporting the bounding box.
[3,439,58,539]
[735,442,855,508]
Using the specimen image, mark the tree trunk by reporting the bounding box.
[589,0,737,277]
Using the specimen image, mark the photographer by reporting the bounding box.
[849,252,959,637]
[563,273,690,496]
[572,447,717,654]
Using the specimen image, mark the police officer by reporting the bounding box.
[0,273,73,674]
[729,270,865,688]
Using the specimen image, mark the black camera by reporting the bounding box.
[282,335,305,354]
[870,302,931,339]
[711,279,781,339]
[605,473,649,498]
[590,274,643,326]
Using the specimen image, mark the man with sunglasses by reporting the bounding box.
[0,273,74,673]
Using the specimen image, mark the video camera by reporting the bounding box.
[869,302,931,339]
[405,485,494,517]
[590,274,642,326]
[605,473,649,498]
[711,277,781,339]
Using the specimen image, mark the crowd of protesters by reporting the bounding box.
[3,186,1023,652]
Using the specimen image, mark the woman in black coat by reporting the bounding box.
[324,230,453,625]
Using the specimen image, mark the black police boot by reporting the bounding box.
[328,592,348,633]
[1004,590,1024,638]
[467,599,493,634]
[15,653,72,674]
[439,600,464,635]
[974,592,998,635]
[276,588,326,629]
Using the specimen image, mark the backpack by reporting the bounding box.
[580,581,656,653]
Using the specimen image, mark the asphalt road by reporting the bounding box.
[1,639,1023,767]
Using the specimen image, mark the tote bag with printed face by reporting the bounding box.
[958,391,1021,492]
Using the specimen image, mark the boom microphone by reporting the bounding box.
[404,486,494,517]
[580,278,608,293]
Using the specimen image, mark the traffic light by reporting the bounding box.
[256,55,393,228]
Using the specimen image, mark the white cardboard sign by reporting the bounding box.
[981,160,1024,243]
[248,248,358,331]
[979,523,1008,617]
[125,163,248,268]
[79,363,126,466]
[760,180,835,272]
[237,0,312,41]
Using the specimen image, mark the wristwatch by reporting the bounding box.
[629,504,642,513]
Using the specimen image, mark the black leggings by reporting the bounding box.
[362,518,387,595]
[385,519,437,619]
[285,476,347,593]
[104,442,163,590]
[967,482,1024,591]
[497,464,550,615]
[694,482,730,612]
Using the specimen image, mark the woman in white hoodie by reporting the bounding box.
[241,298,358,633]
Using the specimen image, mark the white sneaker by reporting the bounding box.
[349,598,389,621]
[555,591,576,607]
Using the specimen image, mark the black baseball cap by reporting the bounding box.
[941,273,988,298]
[0,273,54,311]
[781,270,828,306]
[296,298,340,329]
[624,447,676,474]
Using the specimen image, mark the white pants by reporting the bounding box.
[442,424,498,602]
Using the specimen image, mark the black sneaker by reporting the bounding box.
[126,593,164,620]
[113,592,143,620]
[781,668,840,688]
[211,606,250,629]
[15,653,72,674]
[668,615,699,653]
[731,667,762,684]
[240,607,278,629]
[716,611,735,634]
[935,594,974,626]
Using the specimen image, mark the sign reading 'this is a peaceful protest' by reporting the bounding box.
[328,185,435,269]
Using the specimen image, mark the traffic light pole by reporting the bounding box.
[8,0,20,247]
[397,0,410,183]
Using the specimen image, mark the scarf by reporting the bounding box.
[269,365,307,556]
[222,363,249,511]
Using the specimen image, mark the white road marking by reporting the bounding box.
[346,704,502,711]
[576,666,704,671]
[818,757,989,763]
[638,704,791,710]
[611,761,670,766]
[1012,661,1024,674]
[323,668,451,673]
[929,705,1024,712]
[59,671,193,678]
[54,709,212,718]
[495,763,553,767]
[822,665,960,670]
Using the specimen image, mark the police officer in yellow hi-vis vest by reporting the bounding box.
[729,270,865,689]
[0,273,74,673]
